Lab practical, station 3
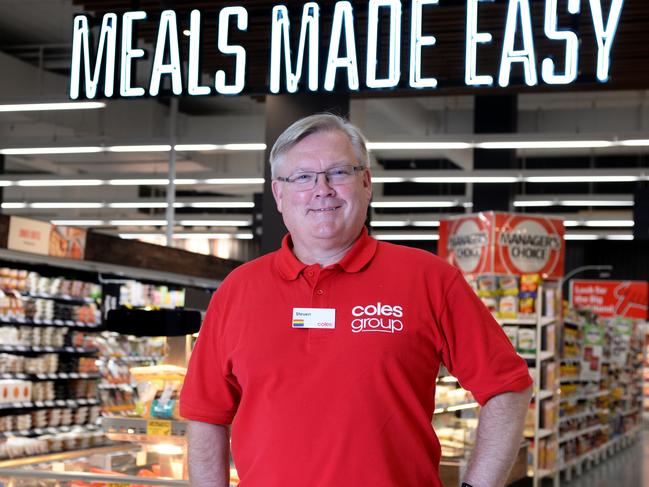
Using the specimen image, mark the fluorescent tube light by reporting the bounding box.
[174,144,220,151]
[108,179,170,186]
[526,175,639,183]
[109,202,167,208]
[410,176,519,183]
[583,220,634,227]
[1,203,27,209]
[17,179,103,187]
[109,220,167,226]
[478,141,613,149]
[204,178,265,185]
[0,181,12,187]
[119,232,253,240]
[371,177,407,183]
[564,234,600,240]
[1,147,103,155]
[371,201,458,208]
[107,145,171,152]
[51,220,105,226]
[188,202,254,209]
[412,221,441,227]
[222,143,266,151]
[31,202,103,209]
[559,199,634,207]
[369,221,409,227]
[179,220,251,227]
[606,235,633,240]
[367,142,472,150]
[619,139,649,147]
[373,234,440,241]
[0,102,105,112]
[513,200,555,207]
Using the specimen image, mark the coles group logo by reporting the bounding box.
[444,216,490,274]
[495,215,564,278]
[351,302,404,334]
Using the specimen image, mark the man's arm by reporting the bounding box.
[188,420,231,487]
[462,386,533,487]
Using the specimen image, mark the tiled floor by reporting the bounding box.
[559,428,648,486]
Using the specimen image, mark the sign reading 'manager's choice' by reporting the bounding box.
[438,212,565,279]
[70,0,624,99]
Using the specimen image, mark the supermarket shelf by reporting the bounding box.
[0,372,100,381]
[559,424,607,444]
[0,316,101,330]
[0,398,98,411]
[560,376,585,383]
[0,423,99,439]
[434,402,479,414]
[497,316,557,327]
[102,416,188,442]
[538,468,556,479]
[559,425,641,472]
[18,291,97,304]
[563,319,583,328]
[0,468,187,486]
[560,389,610,404]
[525,428,553,439]
[0,443,134,468]
[559,409,608,424]
[520,351,555,361]
[561,357,581,364]
[537,389,554,401]
[100,355,162,363]
[0,345,98,355]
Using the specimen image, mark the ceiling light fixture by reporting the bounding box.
[178,220,251,227]
[222,143,266,151]
[1,147,103,155]
[204,178,265,185]
[174,144,220,151]
[371,201,459,208]
[477,140,613,150]
[109,220,167,226]
[31,202,103,209]
[51,220,105,226]
[373,234,440,241]
[107,145,172,152]
[410,176,519,183]
[16,179,103,187]
[188,202,254,209]
[619,139,649,147]
[367,142,472,150]
[0,102,106,112]
[525,175,640,183]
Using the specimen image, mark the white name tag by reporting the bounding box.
[292,308,335,329]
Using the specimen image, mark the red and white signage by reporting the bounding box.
[438,212,565,279]
[570,280,648,320]
[438,214,492,274]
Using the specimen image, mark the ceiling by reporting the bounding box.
[0,0,648,253]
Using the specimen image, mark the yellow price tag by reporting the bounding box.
[107,483,125,487]
[147,420,172,436]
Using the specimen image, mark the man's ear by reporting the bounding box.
[271,179,283,213]
[363,168,373,197]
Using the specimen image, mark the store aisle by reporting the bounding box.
[559,428,648,487]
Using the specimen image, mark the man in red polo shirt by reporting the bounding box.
[180,114,533,487]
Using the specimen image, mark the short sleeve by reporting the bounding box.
[180,288,241,424]
[436,272,532,405]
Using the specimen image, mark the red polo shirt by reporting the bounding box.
[180,228,532,487]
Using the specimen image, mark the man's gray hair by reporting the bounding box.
[269,113,370,178]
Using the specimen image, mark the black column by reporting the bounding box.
[261,93,350,254]
[472,95,517,212]
[0,155,4,213]
[633,187,649,240]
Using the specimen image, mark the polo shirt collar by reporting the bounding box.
[275,227,378,280]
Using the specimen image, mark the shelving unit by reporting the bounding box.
[558,307,643,481]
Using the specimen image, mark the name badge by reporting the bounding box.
[292,308,335,329]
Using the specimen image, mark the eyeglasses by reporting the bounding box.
[275,164,366,191]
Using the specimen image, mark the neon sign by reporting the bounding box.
[70,0,625,99]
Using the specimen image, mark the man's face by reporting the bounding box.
[271,129,372,250]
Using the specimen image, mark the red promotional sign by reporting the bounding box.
[493,213,565,280]
[438,214,492,274]
[438,212,565,278]
[570,280,649,320]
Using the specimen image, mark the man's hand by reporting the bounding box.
[188,421,231,487]
[462,386,533,487]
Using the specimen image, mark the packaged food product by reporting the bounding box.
[480,297,498,313]
[477,275,498,297]
[520,274,541,293]
[519,293,536,315]
[517,329,537,353]
[498,275,519,296]
[498,295,518,319]
[502,326,518,349]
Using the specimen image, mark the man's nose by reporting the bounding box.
[313,172,336,196]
